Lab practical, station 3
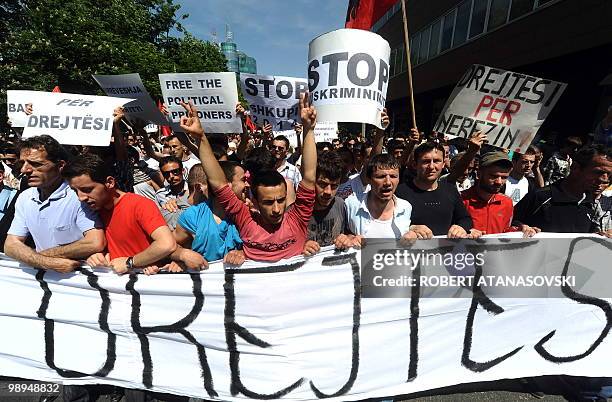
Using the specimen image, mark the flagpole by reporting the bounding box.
[400,0,417,130]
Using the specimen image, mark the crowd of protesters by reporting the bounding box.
[0,94,610,401]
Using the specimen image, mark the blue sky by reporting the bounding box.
[176,0,347,78]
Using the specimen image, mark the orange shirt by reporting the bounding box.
[100,193,167,259]
[461,187,514,235]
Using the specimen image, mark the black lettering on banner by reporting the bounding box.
[245,77,258,96]
[480,68,500,94]
[322,52,349,87]
[347,53,376,87]
[35,269,117,378]
[407,260,420,381]
[126,273,217,397]
[276,80,293,99]
[466,65,486,91]
[534,237,612,362]
[460,240,536,372]
[308,59,320,91]
[456,65,477,87]
[224,254,362,399]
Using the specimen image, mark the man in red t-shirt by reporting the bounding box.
[461,152,538,236]
[62,153,177,274]
[178,95,317,262]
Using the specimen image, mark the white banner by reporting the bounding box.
[274,122,338,148]
[0,235,611,401]
[308,29,390,129]
[433,65,567,153]
[92,73,167,125]
[240,73,308,131]
[6,90,39,127]
[159,72,242,134]
[20,92,133,146]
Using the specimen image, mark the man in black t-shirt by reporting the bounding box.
[513,145,611,234]
[396,141,475,238]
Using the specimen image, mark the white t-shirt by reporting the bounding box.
[504,176,530,205]
[363,218,399,239]
[181,154,200,179]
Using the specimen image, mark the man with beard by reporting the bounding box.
[396,141,474,238]
[514,145,611,234]
[461,152,537,236]
[504,146,540,205]
[303,151,350,256]
[344,153,414,241]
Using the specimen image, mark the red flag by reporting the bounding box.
[245,115,257,133]
[157,100,173,137]
[51,85,61,93]
[345,0,397,30]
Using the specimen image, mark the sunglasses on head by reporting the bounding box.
[162,168,182,178]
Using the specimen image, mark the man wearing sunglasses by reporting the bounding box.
[155,156,189,228]
[270,135,301,190]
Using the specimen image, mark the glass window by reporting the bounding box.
[429,19,442,58]
[418,25,431,64]
[510,0,535,20]
[453,0,472,47]
[410,32,420,65]
[470,0,488,38]
[389,49,396,76]
[396,46,404,74]
[440,10,455,52]
[487,0,511,31]
[537,0,554,6]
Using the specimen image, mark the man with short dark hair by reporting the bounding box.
[396,141,475,238]
[504,146,539,205]
[166,134,200,179]
[461,152,534,235]
[271,134,301,189]
[344,153,414,242]
[543,136,582,185]
[514,145,611,234]
[63,153,177,274]
[155,156,188,229]
[181,95,317,262]
[4,135,106,272]
[303,151,349,255]
[172,161,247,268]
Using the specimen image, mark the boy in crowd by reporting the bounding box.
[62,154,177,274]
[303,151,349,256]
[179,94,317,262]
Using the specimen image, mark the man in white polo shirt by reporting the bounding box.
[344,154,415,243]
[4,135,105,273]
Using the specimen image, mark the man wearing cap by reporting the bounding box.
[461,152,538,236]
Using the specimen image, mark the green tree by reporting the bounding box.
[0,0,227,127]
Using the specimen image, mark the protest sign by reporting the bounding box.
[0,235,611,401]
[19,91,133,146]
[240,73,308,130]
[159,72,242,134]
[433,65,567,153]
[92,73,167,125]
[274,121,338,148]
[308,28,390,129]
[6,90,40,127]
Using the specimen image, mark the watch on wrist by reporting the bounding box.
[126,256,134,270]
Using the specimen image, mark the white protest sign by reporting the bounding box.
[308,28,390,129]
[6,90,40,127]
[159,72,242,134]
[240,73,308,131]
[274,121,338,148]
[21,92,133,146]
[433,65,567,153]
[1,235,611,401]
[144,123,158,133]
[92,73,167,125]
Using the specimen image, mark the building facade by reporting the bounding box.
[373,0,612,139]
[220,25,257,75]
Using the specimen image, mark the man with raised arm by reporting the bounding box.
[179,94,317,262]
